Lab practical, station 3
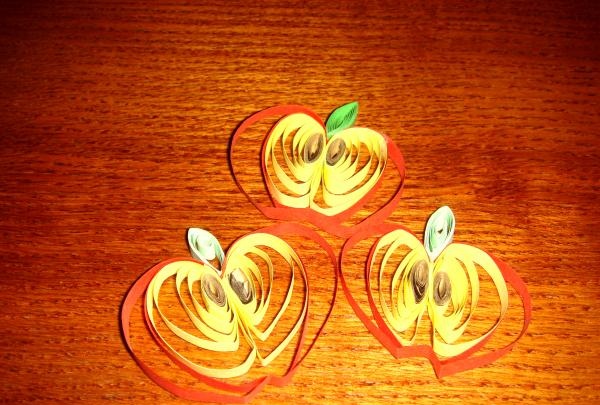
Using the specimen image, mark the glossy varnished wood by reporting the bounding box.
[0,1,599,403]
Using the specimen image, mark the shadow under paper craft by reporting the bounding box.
[339,206,531,377]
[230,102,406,238]
[121,223,337,403]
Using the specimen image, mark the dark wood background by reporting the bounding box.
[1,1,599,403]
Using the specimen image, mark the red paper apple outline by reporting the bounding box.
[229,104,406,239]
[339,221,532,377]
[121,222,338,403]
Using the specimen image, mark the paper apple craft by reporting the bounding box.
[121,223,337,402]
[339,206,531,377]
[230,102,406,238]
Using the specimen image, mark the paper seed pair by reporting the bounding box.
[121,102,531,402]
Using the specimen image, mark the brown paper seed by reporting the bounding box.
[303,133,324,163]
[229,268,253,304]
[410,260,429,303]
[433,272,452,305]
[201,273,226,307]
[326,138,346,165]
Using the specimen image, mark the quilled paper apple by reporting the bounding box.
[121,223,337,402]
[230,102,406,238]
[339,206,531,377]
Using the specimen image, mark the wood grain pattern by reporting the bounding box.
[1,0,599,403]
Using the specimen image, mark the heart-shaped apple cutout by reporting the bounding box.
[230,103,406,238]
[339,207,531,377]
[121,222,337,402]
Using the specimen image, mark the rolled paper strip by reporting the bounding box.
[187,228,225,273]
[425,206,455,262]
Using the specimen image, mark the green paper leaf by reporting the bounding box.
[424,206,455,261]
[187,228,225,273]
[325,101,359,138]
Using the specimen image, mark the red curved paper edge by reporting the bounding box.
[338,222,532,378]
[120,222,338,402]
[229,105,406,239]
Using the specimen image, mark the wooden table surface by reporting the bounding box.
[1,1,599,403]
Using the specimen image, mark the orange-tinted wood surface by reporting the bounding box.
[0,1,599,403]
